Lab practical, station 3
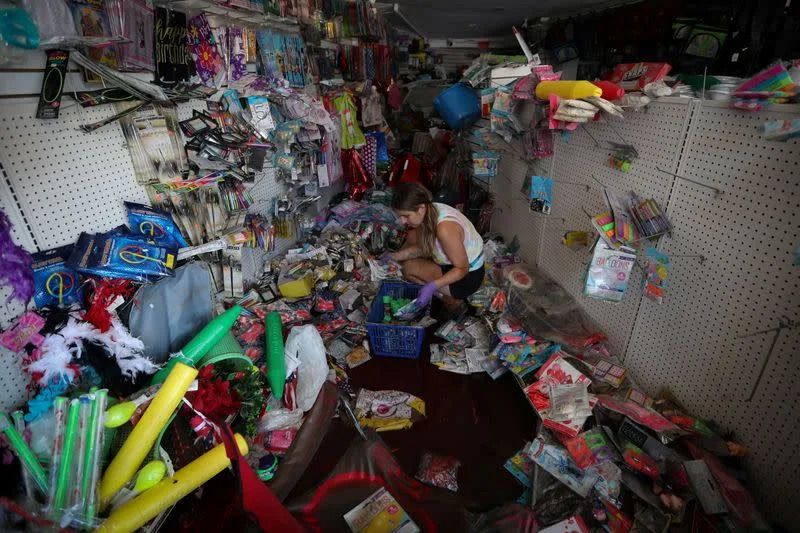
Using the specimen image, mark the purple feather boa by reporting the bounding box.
[0,209,34,304]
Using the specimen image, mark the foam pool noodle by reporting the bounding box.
[99,362,198,509]
[150,305,243,385]
[96,435,248,533]
[265,311,285,400]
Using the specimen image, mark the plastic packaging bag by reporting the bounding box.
[283,325,328,412]
[258,407,304,432]
[415,453,460,492]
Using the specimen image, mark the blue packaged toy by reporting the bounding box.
[125,202,188,250]
[68,232,177,282]
[30,245,82,308]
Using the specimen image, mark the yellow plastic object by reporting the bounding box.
[278,273,313,298]
[535,80,602,100]
[104,402,137,428]
[133,461,166,493]
[98,362,198,510]
[96,435,248,533]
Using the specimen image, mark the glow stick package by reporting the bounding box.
[31,245,83,308]
[125,202,188,250]
[68,232,177,282]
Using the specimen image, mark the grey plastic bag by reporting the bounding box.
[128,262,214,363]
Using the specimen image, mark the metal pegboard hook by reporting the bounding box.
[735,316,798,402]
[580,124,603,149]
[671,253,706,264]
[656,167,723,198]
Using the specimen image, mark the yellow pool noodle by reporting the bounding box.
[98,362,198,509]
[95,434,248,533]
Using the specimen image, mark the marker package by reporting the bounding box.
[68,233,177,282]
[31,245,83,308]
[125,202,188,250]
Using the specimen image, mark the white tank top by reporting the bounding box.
[431,203,484,271]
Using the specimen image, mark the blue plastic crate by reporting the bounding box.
[366,281,428,359]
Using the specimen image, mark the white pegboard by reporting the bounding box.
[622,101,800,524]
[493,99,799,525]
[0,97,339,411]
[0,99,150,249]
[540,99,693,354]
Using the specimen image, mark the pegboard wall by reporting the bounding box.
[0,100,150,250]
[0,97,341,412]
[490,98,800,525]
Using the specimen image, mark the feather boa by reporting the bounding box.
[25,317,158,386]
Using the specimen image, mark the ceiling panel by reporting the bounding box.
[393,0,641,38]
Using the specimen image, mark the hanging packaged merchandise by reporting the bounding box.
[333,92,366,149]
[246,96,276,139]
[106,0,155,72]
[584,239,636,302]
[118,103,188,184]
[360,135,377,179]
[360,86,383,127]
[365,131,388,163]
[186,13,225,87]
[490,85,513,141]
[472,150,500,181]
[643,248,670,303]
[73,87,137,107]
[528,176,553,214]
[226,26,247,82]
[31,245,83,308]
[480,87,496,118]
[36,50,69,119]
[125,202,189,250]
[67,232,177,282]
[68,0,118,78]
[154,7,192,85]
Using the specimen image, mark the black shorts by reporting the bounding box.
[441,264,485,300]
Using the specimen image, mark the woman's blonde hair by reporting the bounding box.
[392,182,438,258]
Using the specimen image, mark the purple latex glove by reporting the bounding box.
[416,281,438,306]
[379,251,393,263]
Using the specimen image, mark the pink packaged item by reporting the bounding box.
[597,395,681,434]
[608,62,671,90]
[524,352,596,437]
[0,312,45,352]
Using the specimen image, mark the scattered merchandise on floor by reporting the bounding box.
[0,0,796,531]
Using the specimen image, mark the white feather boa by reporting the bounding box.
[26,317,159,386]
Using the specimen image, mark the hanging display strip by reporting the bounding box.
[540,99,693,354]
[623,101,800,522]
[0,99,150,250]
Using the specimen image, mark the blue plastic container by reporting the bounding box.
[434,83,481,129]
[366,282,429,359]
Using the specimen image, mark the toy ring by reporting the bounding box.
[45,271,75,305]
[119,245,168,267]
[138,221,165,238]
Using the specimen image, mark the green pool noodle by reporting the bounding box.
[151,305,244,384]
[265,311,286,400]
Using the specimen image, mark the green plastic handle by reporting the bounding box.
[265,312,286,400]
